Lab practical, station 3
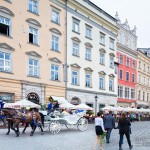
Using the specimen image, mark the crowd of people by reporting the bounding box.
[94,111,133,150]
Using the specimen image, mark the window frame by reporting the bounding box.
[51,8,60,24]
[50,64,59,81]
[109,38,115,50]
[72,41,79,56]
[100,52,105,65]
[126,72,129,81]
[85,47,91,61]
[109,56,114,68]
[72,18,80,33]
[85,73,92,87]
[85,25,92,39]
[119,70,123,80]
[109,78,114,91]
[99,76,105,90]
[50,32,60,52]
[28,0,39,14]
[100,32,105,45]
[119,54,123,64]
[126,57,130,67]
[72,70,79,85]
[29,26,39,45]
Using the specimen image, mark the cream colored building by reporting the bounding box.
[0,0,66,104]
[137,49,150,108]
[66,0,119,113]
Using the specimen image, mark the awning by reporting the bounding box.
[50,96,68,104]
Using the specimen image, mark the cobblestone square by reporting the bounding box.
[0,121,150,150]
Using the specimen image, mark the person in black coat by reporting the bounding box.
[118,113,133,150]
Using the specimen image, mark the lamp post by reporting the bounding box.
[95,95,98,115]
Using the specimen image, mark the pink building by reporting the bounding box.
[115,13,138,107]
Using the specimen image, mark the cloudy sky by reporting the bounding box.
[90,0,150,48]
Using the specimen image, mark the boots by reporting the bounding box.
[119,144,123,150]
[129,145,133,149]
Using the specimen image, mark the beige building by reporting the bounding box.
[0,0,66,104]
[137,49,150,108]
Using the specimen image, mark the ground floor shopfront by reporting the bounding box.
[0,78,65,104]
[117,98,136,108]
[67,88,117,113]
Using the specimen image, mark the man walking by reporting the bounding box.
[104,111,115,143]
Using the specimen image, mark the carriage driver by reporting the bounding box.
[0,97,5,109]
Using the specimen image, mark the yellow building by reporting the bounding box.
[0,0,66,104]
[137,49,150,108]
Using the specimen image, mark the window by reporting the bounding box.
[132,60,135,69]
[85,25,92,39]
[99,76,105,90]
[139,61,141,69]
[119,54,123,64]
[109,79,114,91]
[126,57,130,67]
[109,38,114,50]
[100,52,105,65]
[119,70,123,79]
[72,18,80,33]
[126,72,129,81]
[51,64,59,81]
[148,78,149,86]
[28,0,38,14]
[147,93,149,102]
[85,74,91,87]
[125,87,129,99]
[143,64,145,71]
[0,16,10,36]
[109,56,114,68]
[0,52,11,72]
[143,92,145,101]
[138,74,141,83]
[118,86,123,98]
[29,59,39,77]
[29,27,38,45]
[51,34,59,51]
[51,9,60,24]
[100,32,105,45]
[72,70,78,85]
[148,66,150,73]
[138,90,140,100]
[143,76,145,84]
[99,104,105,110]
[131,89,135,99]
[132,74,135,82]
[85,47,91,60]
[72,41,79,56]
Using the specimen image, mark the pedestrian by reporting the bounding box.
[104,111,115,143]
[47,101,53,114]
[0,98,5,109]
[118,113,133,150]
[93,112,106,150]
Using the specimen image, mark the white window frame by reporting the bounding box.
[85,47,91,60]
[143,92,145,101]
[109,38,114,50]
[126,72,129,81]
[126,57,130,67]
[0,51,12,73]
[85,73,91,87]
[100,32,105,45]
[72,18,80,33]
[72,41,79,56]
[72,70,78,85]
[119,54,123,64]
[51,64,59,81]
[100,52,105,65]
[132,60,135,69]
[28,58,39,77]
[99,76,105,90]
[125,87,129,99]
[131,88,135,99]
[109,56,114,68]
[85,25,92,39]
[132,74,135,83]
[50,32,60,52]
[119,70,123,80]
[138,90,140,100]
[29,26,39,45]
[138,74,141,83]
[51,9,60,24]
[118,86,123,98]
[28,0,38,14]
[109,78,114,91]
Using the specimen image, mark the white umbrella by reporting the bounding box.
[4,103,14,108]
[102,106,117,111]
[76,103,93,110]
[51,96,68,104]
[115,106,124,111]
[60,102,76,109]
[13,99,41,108]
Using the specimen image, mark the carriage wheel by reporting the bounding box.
[42,121,50,132]
[50,121,61,134]
[77,117,88,132]
[66,124,75,129]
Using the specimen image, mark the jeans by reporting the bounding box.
[119,133,131,148]
[106,128,112,142]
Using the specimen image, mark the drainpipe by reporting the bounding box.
[65,0,68,101]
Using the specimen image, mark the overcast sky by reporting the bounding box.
[90,0,150,48]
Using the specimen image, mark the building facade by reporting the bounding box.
[115,13,137,107]
[136,48,150,108]
[66,0,119,113]
[0,0,66,104]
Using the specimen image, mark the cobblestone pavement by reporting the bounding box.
[0,121,150,150]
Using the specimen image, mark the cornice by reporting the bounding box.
[117,43,138,58]
[137,50,150,61]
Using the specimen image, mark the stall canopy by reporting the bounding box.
[60,102,76,109]
[102,106,117,111]
[13,99,41,108]
[50,96,68,104]
[76,103,93,110]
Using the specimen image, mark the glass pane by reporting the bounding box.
[5,53,10,60]
[0,52,4,59]
[29,59,33,65]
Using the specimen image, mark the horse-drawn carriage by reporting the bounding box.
[40,110,89,134]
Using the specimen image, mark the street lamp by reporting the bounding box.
[95,95,98,115]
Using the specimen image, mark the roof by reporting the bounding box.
[138,48,150,58]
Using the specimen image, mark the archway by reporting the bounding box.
[70,96,81,105]
[26,92,39,104]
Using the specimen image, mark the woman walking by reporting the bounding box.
[93,112,106,150]
[118,113,133,150]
